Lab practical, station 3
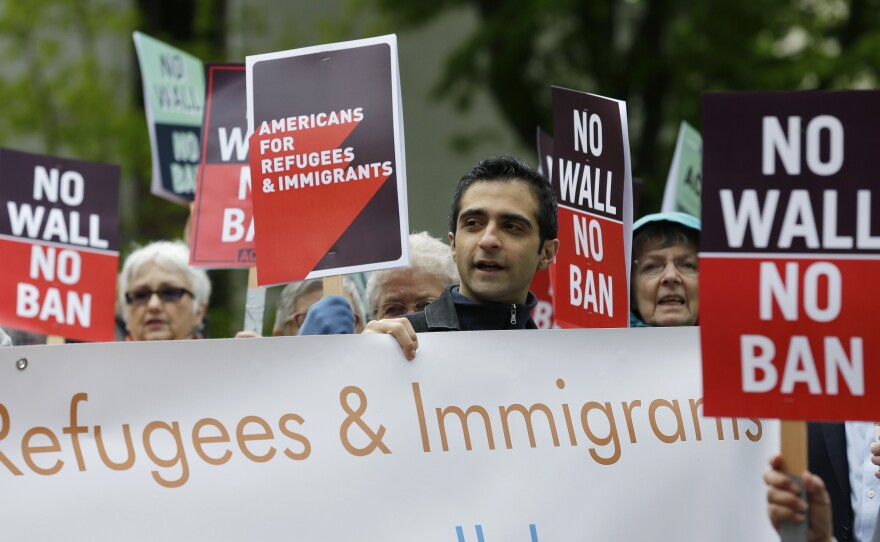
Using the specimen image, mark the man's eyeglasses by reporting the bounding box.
[374,298,438,320]
[125,287,194,306]
[634,257,698,279]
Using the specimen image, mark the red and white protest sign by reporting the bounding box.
[190,64,255,268]
[529,269,557,329]
[701,91,880,421]
[0,149,119,341]
[550,87,633,328]
[246,35,409,286]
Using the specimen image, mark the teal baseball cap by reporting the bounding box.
[632,211,700,234]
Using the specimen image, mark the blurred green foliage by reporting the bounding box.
[347,0,880,210]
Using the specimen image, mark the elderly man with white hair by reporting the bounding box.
[298,232,459,335]
[118,240,211,341]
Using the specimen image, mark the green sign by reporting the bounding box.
[661,121,701,216]
[133,32,205,203]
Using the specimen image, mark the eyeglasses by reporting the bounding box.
[125,287,194,306]
[374,298,438,320]
[634,257,698,279]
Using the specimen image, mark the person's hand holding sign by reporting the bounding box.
[872,442,880,479]
[363,318,418,361]
[764,455,833,542]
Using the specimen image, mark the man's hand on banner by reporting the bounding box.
[363,318,418,361]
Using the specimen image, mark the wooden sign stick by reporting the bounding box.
[323,275,343,297]
[242,267,266,335]
[779,420,808,541]
[46,335,66,345]
[781,420,807,475]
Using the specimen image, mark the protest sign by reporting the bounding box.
[550,87,633,328]
[0,149,119,342]
[701,91,880,421]
[190,64,255,268]
[528,269,557,329]
[660,121,702,216]
[133,32,205,203]
[246,35,409,286]
[0,327,776,541]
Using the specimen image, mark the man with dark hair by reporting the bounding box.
[448,155,559,251]
[364,155,559,359]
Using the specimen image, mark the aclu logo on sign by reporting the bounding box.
[237,248,256,263]
[455,524,539,541]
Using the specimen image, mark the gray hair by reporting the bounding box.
[273,277,367,333]
[632,222,699,263]
[118,240,211,315]
[365,231,459,311]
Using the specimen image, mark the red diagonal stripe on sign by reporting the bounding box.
[249,120,392,285]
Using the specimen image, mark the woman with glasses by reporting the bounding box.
[630,212,700,327]
[298,232,459,335]
[366,232,460,322]
[118,240,211,341]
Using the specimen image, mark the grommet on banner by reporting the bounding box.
[16,358,27,371]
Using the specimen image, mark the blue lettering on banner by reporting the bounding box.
[455,524,539,541]
[456,525,485,542]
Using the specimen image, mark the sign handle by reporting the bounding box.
[781,420,807,474]
[323,275,343,297]
[779,420,808,542]
[186,202,195,245]
[242,267,266,334]
[46,335,65,345]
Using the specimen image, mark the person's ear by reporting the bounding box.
[448,232,457,261]
[537,239,560,270]
[193,303,207,328]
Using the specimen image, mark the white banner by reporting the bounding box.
[0,327,777,541]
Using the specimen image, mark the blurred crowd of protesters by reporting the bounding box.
[2,156,702,347]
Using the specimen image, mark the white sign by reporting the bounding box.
[0,327,777,541]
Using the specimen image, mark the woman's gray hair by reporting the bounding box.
[273,277,367,333]
[343,278,368,325]
[632,222,699,263]
[365,231,460,311]
[118,240,211,315]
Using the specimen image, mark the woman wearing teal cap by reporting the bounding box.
[630,212,701,327]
